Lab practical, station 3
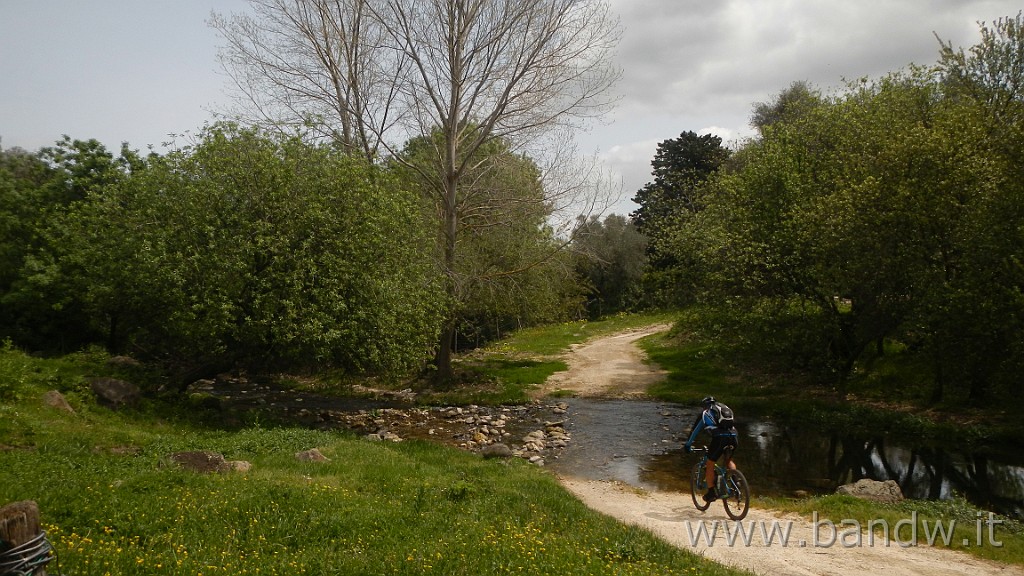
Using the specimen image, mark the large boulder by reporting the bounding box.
[165,451,251,474]
[166,450,232,473]
[89,377,141,408]
[836,478,904,504]
[43,390,74,413]
[295,448,329,462]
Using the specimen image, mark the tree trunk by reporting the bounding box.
[434,318,455,383]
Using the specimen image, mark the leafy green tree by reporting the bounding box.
[682,68,1002,393]
[648,16,1023,406]
[937,13,1024,140]
[631,131,730,232]
[926,13,1024,402]
[0,147,52,298]
[25,125,444,380]
[0,138,145,350]
[630,131,730,307]
[750,81,823,133]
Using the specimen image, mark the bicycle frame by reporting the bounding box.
[689,445,750,520]
[694,450,732,495]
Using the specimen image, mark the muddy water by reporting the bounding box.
[547,398,1024,519]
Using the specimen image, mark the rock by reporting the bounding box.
[367,430,403,442]
[481,443,513,459]
[295,448,329,462]
[43,390,74,413]
[524,430,546,442]
[228,460,253,473]
[186,379,216,393]
[166,450,231,474]
[90,377,140,408]
[107,355,142,368]
[188,392,222,410]
[836,478,904,504]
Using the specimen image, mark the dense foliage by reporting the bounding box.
[1,125,445,379]
[635,15,1024,405]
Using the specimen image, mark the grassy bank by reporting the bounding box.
[0,344,747,576]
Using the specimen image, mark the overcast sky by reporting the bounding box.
[2,1,1020,215]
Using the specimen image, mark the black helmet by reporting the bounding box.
[701,396,716,407]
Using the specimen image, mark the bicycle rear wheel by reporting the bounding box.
[690,463,711,511]
[722,469,750,520]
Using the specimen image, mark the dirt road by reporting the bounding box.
[544,325,1023,576]
[533,324,671,399]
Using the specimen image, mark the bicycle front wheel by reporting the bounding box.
[691,463,711,511]
[722,469,750,520]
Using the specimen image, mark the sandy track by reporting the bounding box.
[533,324,671,398]
[544,325,1023,576]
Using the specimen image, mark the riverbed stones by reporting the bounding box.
[186,380,576,465]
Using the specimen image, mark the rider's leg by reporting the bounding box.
[703,458,718,501]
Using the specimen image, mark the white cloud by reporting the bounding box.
[2,0,1021,212]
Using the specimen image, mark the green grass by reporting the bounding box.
[0,345,750,576]
[633,309,1017,448]
[486,311,678,357]
[637,325,777,414]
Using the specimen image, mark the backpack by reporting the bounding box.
[709,402,735,429]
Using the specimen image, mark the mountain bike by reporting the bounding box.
[689,445,750,520]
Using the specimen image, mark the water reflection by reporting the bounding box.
[548,398,1024,518]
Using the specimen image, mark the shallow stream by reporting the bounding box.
[545,398,1024,519]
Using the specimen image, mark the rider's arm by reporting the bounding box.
[683,412,707,450]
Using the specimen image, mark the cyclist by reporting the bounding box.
[684,396,738,502]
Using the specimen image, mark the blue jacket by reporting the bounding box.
[684,407,737,450]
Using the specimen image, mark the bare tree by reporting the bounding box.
[210,0,403,159]
[212,0,621,379]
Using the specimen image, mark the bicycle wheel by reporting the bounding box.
[722,469,750,521]
[690,463,711,511]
